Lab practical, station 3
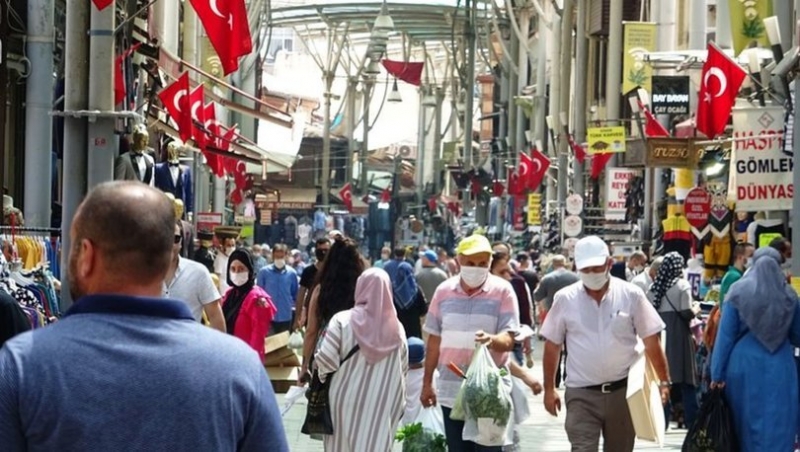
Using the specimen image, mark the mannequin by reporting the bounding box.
[175,199,195,258]
[115,124,155,186]
[2,195,23,226]
[154,140,193,219]
[192,231,216,273]
[746,211,786,248]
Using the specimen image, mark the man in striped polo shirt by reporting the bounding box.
[421,234,520,451]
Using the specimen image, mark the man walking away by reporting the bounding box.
[257,244,298,335]
[165,220,226,332]
[0,181,288,451]
[541,236,670,452]
[415,249,448,304]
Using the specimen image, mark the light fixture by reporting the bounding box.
[763,16,784,63]
[422,86,437,107]
[705,162,725,177]
[373,2,394,32]
[368,41,387,56]
[388,79,402,103]
[364,60,382,76]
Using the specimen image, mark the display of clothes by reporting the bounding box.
[154,162,193,215]
[346,217,365,242]
[2,233,61,280]
[284,215,299,248]
[662,213,693,261]
[746,215,786,248]
[313,209,327,233]
[0,242,61,328]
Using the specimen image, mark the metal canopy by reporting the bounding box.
[269,0,495,43]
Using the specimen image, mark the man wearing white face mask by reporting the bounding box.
[540,236,671,451]
[256,244,298,335]
[420,234,519,451]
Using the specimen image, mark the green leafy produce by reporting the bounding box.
[462,369,511,426]
[395,422,446,452]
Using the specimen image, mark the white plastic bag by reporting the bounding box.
[288,330,304,350]
[396,406,447,451]
[280,385,307,417]
[510,376,530,424]
[461,345,514,447]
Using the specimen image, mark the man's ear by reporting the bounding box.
[77,239,97,280]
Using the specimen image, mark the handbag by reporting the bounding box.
[300,344,360,435]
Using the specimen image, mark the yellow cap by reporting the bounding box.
[456,234,493,256]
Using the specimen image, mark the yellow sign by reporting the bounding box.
[622,22,656,94]
[791,277,800,296]
[587,127,627,154]
[730,0,772,56]
[527,193,541,226]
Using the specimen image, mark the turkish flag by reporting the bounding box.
[220,125,238,152]
[380,188,392,204]
[218,127,239,175]
[528,148,551,191]
[190,0,253,75]
[229,188,243,206]
[233,160,248,190]
[93,0,114,10]
[568,137,587,164]
[696,43,747,139]
[427,195,438,212]
[519,152,534,192]
[189,85,206,147]
[381,60,425,86]
[492,180,504,197]
[638,100,670,137]
[114,43,142,106]
[158,73,193,142]
[202,103,224,177]
[590,153,613,179]
[339,183,353,212]
[507,171,523,195]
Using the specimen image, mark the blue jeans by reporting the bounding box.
[441,407,503,452]
[512,343,524,366]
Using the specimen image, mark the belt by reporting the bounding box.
[582,378,628,394]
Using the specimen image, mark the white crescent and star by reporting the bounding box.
[173,89,188,113]
[703,67,727,103]
[531,157,542,174]
[519,160,529,177]
[191,100,203,121]
[209,0,225,18]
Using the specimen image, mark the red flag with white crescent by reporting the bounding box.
[93,0,114,10]
[696,43,747,139]
[190,0,253,75]
[528,148,551,191]
[189,85,206,148]
[158,73,192,143]
[339,183,353,212]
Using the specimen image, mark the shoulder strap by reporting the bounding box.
[663,294,694,326]
[341,344,360,364]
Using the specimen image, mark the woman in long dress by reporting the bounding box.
[314,268,408,451]
[711,247,800,451]
[649,251,698,429]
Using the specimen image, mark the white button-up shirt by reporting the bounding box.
[540,278,665,388]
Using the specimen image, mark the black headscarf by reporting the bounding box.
[650,252,684,309]
[222,248,256,335]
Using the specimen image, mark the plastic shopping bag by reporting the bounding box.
[510,376,530,424]
[395,406,447,452]
[681,388,739,452]
[288,330,304,350]
[461,345,513,447]
[280,385,308,417]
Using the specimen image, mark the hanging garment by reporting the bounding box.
[313,210,326,232]
[662,215,693,261]
[703,236,733,281]
[754,223,786,249]
[709,208,733,239]
[747,219,785,247]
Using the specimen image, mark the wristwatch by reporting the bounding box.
[659,381,672,388]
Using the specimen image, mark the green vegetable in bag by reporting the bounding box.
[450,381,466,420]
[462,345,512,427]
[395,422,446,452]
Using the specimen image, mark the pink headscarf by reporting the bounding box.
[350,268,405,364]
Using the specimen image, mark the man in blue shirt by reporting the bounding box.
[258,243,298,334]
[0,181,288,452]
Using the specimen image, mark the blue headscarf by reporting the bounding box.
[384,258,418,310]
[727,247,798,353]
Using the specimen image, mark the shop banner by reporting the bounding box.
[587,126,626,154]
[622,22,656,94]
[651,76,690,115]
[645,138,701,168]
[732,106,792,211]
[605,167,638,220]
[527,193,541,226]
[730,0,773,56]
[196,212,223,233]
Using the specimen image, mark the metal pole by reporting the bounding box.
[346,78,357,188]
[507,28,519,155]
[497,66,509,236]
[433,87,444,194]
[557,0,574,218]
[546,11,561,208]
[184,3,199,222]
[463,0,477,212]
[24,0,55,227]
[87,0,115,189]
[360,79,373,195]
[514,9,530,153]
[417,89,427,215]
[689,0,707,50]
[573,0,588,198]
[321,72,334,206]
[606,0,623,132]
[60,0,90,308]
[533,12,548,166]
[653,0,676,228]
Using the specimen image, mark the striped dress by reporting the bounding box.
[315,310,408,451]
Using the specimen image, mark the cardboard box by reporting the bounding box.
[263,347,301,367]
[264,331,290,355]
[626,353,665,446]
[266,366,299,394]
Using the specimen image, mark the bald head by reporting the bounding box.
[551,254,567,268]
[70,182,175,298]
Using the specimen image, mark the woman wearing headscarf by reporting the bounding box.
[222,248,276,361]
[314,268,408,451]
[711,247,800,451]
[649,251,698,429]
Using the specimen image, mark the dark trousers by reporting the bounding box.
[441,407,503,452]
[664,383,699,430]
[556,344,568,388]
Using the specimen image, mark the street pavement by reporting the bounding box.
[277,343,687,451]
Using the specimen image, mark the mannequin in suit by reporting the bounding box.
[115,124,155,185]
[154,140,194,219]
[175,199,195,259]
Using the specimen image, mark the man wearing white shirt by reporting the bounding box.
[631,256,663,295]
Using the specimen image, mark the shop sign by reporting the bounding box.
[605,167,639,220]
[563,215,583,237]
[684,187,711,237]
[651,76,690,115]
[732,106,792,211]
[196,212,223,233]
[266,202,315,210]
[527,193,541,226]
[587,126,626,154]
[622,22,656,94]
[234,215,256,224]
[645,138,700,169]
[566,194,584,215]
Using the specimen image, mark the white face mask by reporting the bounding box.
[230,271,249,287]
[274,259,286,269]
[580,271,609,291]
[460,266,489,288]
[381,253,390,260]
[225,246,235,255]
[633,265,644,274]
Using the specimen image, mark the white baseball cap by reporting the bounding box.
[574,236,610,270]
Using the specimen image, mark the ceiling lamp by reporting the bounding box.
[422,86,437,107]
[373,2,394,32]
[364,60,382,76]
[388,79,402,103]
